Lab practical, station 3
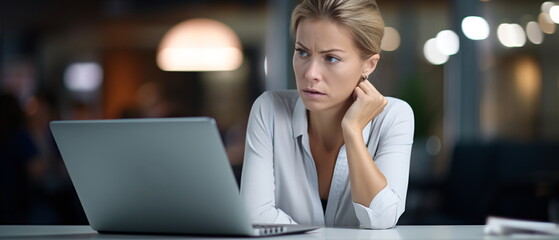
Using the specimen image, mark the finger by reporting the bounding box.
[354,85,366,99]
[358,81,373,95]
[364,80,379,94]
[363,82,387,108]
[365,80,384,97]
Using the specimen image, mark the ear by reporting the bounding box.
[362,54,380,77]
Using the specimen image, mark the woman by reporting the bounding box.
[240,0,414,229]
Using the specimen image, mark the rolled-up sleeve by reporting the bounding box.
[353,186,402,229]
[240,92,297,224]
[353,100,414,229]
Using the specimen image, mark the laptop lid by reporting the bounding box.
[50,117,258,236]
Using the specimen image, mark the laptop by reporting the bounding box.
[50,117,317,236]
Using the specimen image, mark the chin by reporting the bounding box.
[300,96,352,114]
[300,99,323,112]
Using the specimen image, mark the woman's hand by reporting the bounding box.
[342,79,387,134]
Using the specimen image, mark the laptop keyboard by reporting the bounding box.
[253,224,286,235]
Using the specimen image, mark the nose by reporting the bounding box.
[304,59,321,82]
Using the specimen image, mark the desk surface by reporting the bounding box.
[0,225,556,239]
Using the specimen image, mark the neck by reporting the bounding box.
[307,99,352,151]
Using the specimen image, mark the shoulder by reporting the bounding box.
[249,89,299,121]
[251,90,299,113]
[383,97,414,120]
[254,90,299,105]
[373,97,414,135]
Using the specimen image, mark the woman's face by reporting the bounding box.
[293,18,375,113]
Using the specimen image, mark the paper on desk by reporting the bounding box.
[484,216,559,236]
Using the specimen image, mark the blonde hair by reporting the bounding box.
[290,0,385,59]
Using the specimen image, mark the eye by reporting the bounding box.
[325,55,340,63]
[295,48,309,58]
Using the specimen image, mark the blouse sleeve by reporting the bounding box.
[353,99,414,229]
[240,93,297,224]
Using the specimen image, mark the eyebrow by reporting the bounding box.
[296,42,345,54]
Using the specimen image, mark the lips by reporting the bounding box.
[302,88,325,95]
[301,88,326,99]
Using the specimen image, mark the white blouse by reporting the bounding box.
[240,90,414,229]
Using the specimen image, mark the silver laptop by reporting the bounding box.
[50,117,317,236]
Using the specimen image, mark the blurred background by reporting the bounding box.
[1,0,559,225]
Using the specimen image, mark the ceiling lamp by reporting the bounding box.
[157,18,243,71]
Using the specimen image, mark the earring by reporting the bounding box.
[362,74,369,81]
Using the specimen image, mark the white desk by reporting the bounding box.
[0,225,557,240]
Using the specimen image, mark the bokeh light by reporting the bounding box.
[526,21,544,44]
[64,62,103,92]
[381,27,401,52]
[497,23,526,48]
[424,38,449,65]
[461,16,490,40]
[541,1,555,14]
[538,13,556,34]
[436,30,460,55]
[550,5,559,24]
[157,18,243,71]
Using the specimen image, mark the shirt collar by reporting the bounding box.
[292,97,307,138]
[291,96,373,145]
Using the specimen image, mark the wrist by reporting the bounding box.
[341,122,361,138]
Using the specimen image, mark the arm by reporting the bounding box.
[240,93,297,224]
[343,124,387,206]
[342,81,414,229]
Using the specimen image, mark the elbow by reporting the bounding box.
[353,187,406,229]
[357,203,405,229]
[369,213,400,229]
